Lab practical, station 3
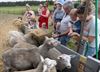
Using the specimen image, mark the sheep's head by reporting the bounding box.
[44,36,60,47]
[43,58,57,72]
[57,54,76,69]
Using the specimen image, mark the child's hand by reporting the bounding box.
[70,32,80,37]
[52,34,59,38]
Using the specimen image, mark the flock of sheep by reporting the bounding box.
[2,19,76,72]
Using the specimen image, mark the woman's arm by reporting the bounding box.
[71,32,95,43]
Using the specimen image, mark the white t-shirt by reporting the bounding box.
[98,19,100,48]
[83,16,100,48]
[59,14,71,33]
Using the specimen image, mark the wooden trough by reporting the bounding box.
[55,44,100,72]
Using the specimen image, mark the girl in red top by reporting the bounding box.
[38,4,50,29]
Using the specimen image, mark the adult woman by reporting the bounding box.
[71,4,100,57]
[38,4,50,29]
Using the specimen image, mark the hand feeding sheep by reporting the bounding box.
[2,47,42,72]
[14,57,57,72]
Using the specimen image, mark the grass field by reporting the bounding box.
[0,5,53,14]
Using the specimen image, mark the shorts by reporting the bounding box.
[55,18,62,23]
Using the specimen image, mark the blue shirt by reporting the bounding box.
[70,20,81,34]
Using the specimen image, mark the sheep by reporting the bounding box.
[24,32,39,46]
[42,58,57,72]
[8,31,26,47]
[8,31,38,47]
[38,36,60,58]
[47,48,76,72]
[3,36,60,72]
[14,57,57,72]
[13,41,37,49]
[2,47,42,72]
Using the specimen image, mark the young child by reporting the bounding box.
[69,9,81,34]
[53,2,65,32]
[28,19,39,29]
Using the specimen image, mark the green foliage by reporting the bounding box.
[0,1,53,7]
[0,5,53,15]
[74,1,80,8]
[67,38,78,52]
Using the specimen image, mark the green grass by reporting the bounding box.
[0,5,53,15]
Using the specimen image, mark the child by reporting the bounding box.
[28,19,39,29]
[53,2,65,32]
[69,9,81,34]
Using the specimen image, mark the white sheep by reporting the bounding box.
[38,36,60,58]
[48,48,76,72]
[14,57,57,72]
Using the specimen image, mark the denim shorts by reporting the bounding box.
[85,46,96,57]
[55,19,62,23]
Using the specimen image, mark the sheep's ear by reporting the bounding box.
[40,55,44,62]
[69,55,76,58]
[45,36,49,40]
[57,56,63,60]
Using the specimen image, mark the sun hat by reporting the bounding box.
[55,0,65,5]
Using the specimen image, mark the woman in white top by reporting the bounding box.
[71,4,100,57]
